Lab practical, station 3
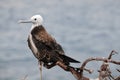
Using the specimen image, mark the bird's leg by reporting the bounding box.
[43,62,56,69]
[38,61,43,80]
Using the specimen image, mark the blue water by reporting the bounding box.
[0,0,120,80]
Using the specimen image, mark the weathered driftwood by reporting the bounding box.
[55,50,120,80]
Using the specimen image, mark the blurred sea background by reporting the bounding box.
[0,0,120,80]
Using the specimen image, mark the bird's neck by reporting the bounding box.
[30,25,46,35]
[30,24,42,32]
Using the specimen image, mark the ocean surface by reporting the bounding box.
[0,0,120,80]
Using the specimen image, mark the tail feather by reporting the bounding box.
[59,54,80,63]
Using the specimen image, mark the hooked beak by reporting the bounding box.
[18,20,32,23]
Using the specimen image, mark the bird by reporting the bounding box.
[19,15,80,69]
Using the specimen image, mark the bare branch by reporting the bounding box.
[108,50,118,59]
[79,57,120,76]
[56,61,90,80]
[55,51,120,80]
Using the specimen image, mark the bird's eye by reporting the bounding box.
[34,18,37,21]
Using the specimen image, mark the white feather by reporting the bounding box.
[29,34,38,54]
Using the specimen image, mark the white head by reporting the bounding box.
[19,15,43,26]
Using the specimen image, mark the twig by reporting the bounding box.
[84,68,93,74]
[108,50,118,59]
[109,74,115,80]
[116,69,120,72]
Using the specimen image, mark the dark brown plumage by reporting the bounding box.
[28,25,80,68]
